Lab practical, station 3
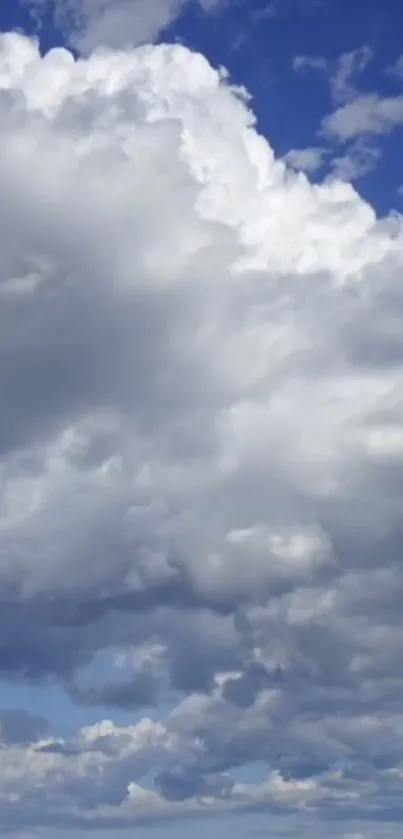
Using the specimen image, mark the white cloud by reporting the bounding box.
[292,54,327,73]
[386,54,403,79]
[322,92,403,139]
[293,47,372,105]
[293,46,373,103]
[329,140,382,181]
[292,46,397,181]
[1,29,403,837]
[282,146,327,172]
[330,46,373,104]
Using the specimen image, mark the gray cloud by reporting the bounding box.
[0,30,403,838]
[23,0,224,52]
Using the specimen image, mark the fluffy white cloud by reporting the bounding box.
[1,29,403,837]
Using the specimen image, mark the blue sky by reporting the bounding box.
[0,1,403,838]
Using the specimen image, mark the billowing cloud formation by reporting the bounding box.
[1,30,403,836]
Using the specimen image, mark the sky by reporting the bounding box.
[0,1,403,838]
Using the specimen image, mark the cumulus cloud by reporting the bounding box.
[0,714,341,830]
[1,28,403,837]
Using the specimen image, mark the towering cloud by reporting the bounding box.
[0,30,403,835]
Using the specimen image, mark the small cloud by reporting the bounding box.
[330,46,373,104]
[315,47,403,151]
[329,140,382,181]
[293,46,372,107]
[283,146,327,173]
[386,54,403,79]
[294,47,375,149]
[322,93,403,140]
[250,1,279,22]
[256,0,325,22]
[293,54,328,73]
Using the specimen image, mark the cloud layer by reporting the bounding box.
[1,30,403,836]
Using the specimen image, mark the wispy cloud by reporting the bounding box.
[386,53,403,79]
[293,46,373,105]
[322,93,403,140]
[329,139,382,181]
[292,45,403,181]
[293,53,328,73]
